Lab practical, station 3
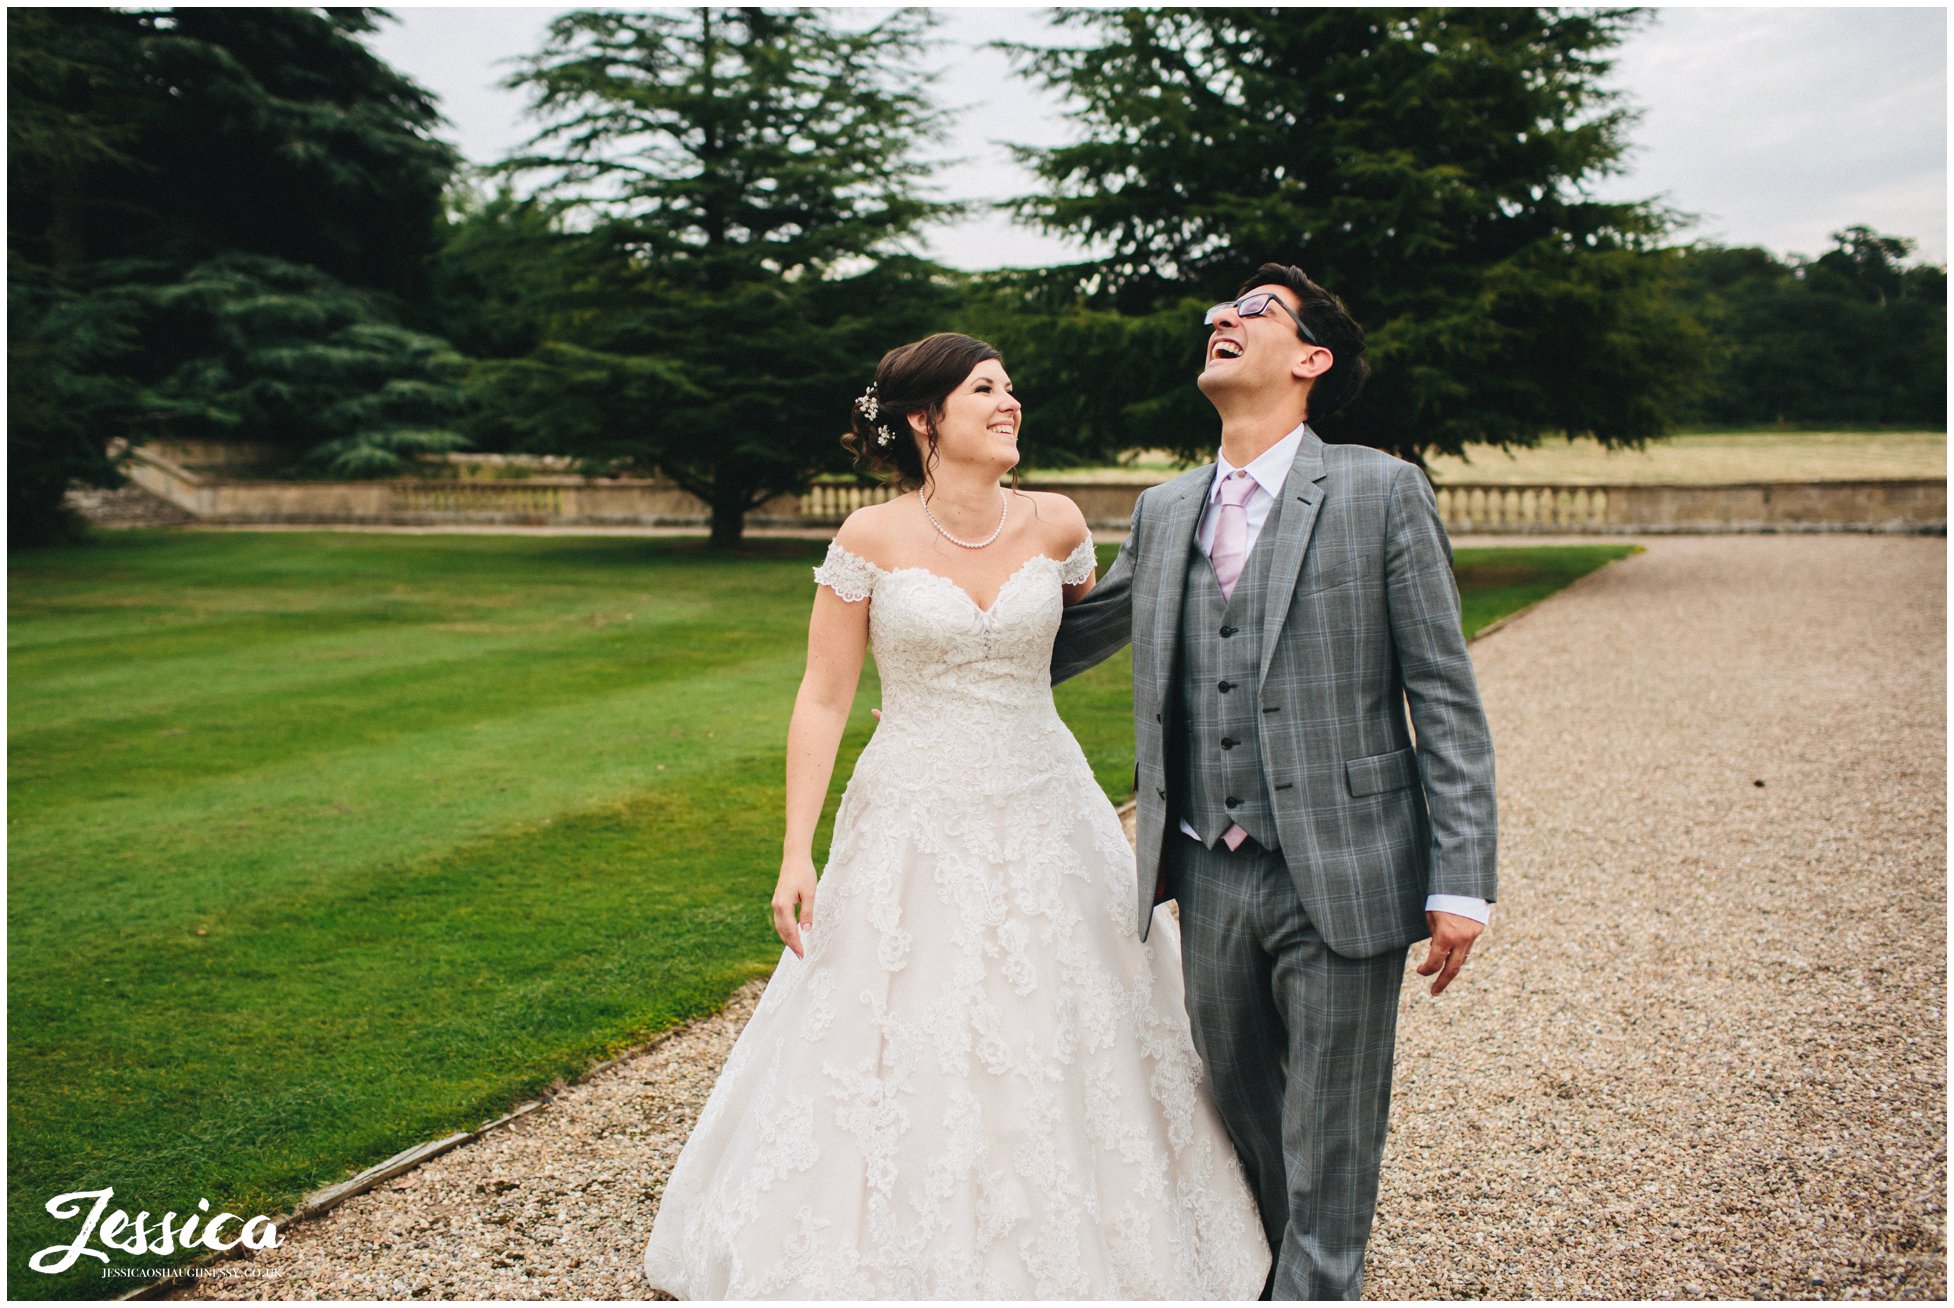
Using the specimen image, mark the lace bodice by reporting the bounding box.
[812,533,1097,728]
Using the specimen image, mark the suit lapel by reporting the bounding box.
[1145,468,1213,726]
[1257,429,1329,690]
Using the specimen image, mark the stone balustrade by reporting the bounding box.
[112,440,1945,535]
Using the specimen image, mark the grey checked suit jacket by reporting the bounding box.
[1051,428,1497,957]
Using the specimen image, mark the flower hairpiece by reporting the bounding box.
[856,382,895,447]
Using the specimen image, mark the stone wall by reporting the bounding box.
[118,442,800,526]
[115,441,1945,535]
[1433,480,1947,534]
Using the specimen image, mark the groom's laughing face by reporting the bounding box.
[1197,283,1324,403]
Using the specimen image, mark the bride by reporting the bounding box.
[641,332,1270,1299]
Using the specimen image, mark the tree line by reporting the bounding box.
[10,6,1945,548]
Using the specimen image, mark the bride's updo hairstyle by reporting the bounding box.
[843,332,1019,495]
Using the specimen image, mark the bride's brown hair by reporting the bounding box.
[843,332,1022,496]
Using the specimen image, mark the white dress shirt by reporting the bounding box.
[1176,423,1491,926]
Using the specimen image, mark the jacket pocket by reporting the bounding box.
[1296,559,1360,596]
[1345,746,1418,797]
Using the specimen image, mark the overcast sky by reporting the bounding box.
[364,3,1949,268]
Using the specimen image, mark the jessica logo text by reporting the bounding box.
[30,1188,281,1274]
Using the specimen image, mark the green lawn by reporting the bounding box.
[7,530,1632,1297]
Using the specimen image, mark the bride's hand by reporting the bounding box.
[771,856,818,959]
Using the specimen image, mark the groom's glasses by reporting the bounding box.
[1203,293,1321,346]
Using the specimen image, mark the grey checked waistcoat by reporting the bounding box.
[1174,482,1289,852]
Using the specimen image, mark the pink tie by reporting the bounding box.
[1210,471,1257,851]
[1210,470,1257,601]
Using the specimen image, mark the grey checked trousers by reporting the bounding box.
[1164,831,1409,1300]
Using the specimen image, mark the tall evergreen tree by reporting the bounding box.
[487,7,956,547]
[10,9,163,544]
[8,7,469,546]
[999,7,1706,465]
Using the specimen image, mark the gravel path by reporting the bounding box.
[1368,535,1944,1299]
[169,534,1945,1300]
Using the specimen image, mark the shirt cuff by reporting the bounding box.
[1425,893,1491,924]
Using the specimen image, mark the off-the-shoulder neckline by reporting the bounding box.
[823,535,1094,617]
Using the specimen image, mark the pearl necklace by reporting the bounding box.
[921,488,1008,549]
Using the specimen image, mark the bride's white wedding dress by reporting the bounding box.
[640,532,1270,1299]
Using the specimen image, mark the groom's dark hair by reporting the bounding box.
[1240,262,1370,420]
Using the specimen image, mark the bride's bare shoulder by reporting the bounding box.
[1015,489,1090,552]
[834,495,910,565]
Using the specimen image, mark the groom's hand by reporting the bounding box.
[1418,911,1484,996]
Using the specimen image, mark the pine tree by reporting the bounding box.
[7,7,470,546]
[999,7,1707,464]
[9,8,167,543]
[486,7,957,547]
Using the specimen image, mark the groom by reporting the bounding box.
[1051,263,1497,1299]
